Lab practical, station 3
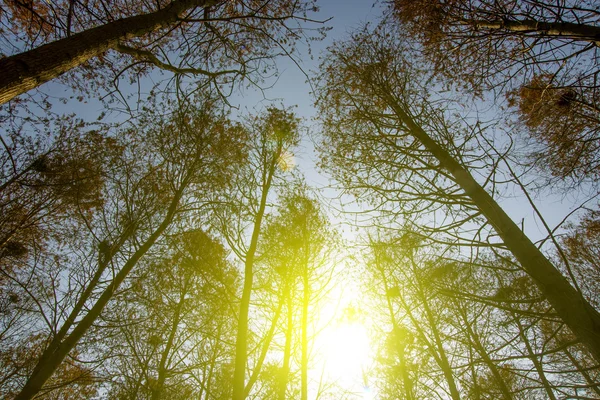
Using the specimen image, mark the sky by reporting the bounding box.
[32,0,380,195]
[26,0,591,245]
[6,2,597,398]
[258,0,594,244]
[229,0,382,188]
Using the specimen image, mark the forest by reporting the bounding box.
[1,0,600,398]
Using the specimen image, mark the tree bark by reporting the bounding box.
[0,0,212,105]
[471,19,600,46]
[381,90,600,364]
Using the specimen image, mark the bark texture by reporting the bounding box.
[0,0,211,104]
[383,92,600,364]
[472,19,600,46]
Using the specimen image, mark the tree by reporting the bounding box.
[316,23,600,364]
[391,0,600,95]
[259,187,334,400]
[367,238,462,400]
[365,228,600,398]
[391,0,600,183]
[210,107,299,400]
[0,335,97,399]
[0,0,323,104]
[561,210,600,309]
[0,121,108,265]
[507,73,600,181]
[3,95,247,399]
[104,229,238,399]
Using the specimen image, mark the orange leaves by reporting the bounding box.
[509,74,600,179]
[3,0,56,38]
[392,0,449,47]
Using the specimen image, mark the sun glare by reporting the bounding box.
[318,322,372,391]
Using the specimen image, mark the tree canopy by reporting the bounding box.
[2,1,600,399]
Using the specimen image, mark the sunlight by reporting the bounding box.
[318,322,372,389]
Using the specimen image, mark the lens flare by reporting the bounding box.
[277,150,296,171]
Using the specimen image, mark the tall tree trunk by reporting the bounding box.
[232,148,280,400]
[0,0,212,105]
[470,19,600,46]
[277,283,294,400]
[513,313,557,400]
[562,347,600,396]
[375,252,413,400]
[203,323,223,400]
[14,185,186,400]
[300,271,309,400]
[410,264,461,400]
[380,90,600,364]
[243,294,285,397]
[152,280,188,400]
[457,304,513,400]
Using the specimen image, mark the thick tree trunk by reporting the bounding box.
[383,92,600,364]
[472,19,600,46]
[14,186,185,400]
[0,0,211,105]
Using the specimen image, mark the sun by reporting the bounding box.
[317,322,372,389]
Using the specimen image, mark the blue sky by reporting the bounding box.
[22,0,590,242]
[227,1,382,189]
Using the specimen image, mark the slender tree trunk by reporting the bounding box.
[412,276,461,399]
[457,304,513,400]
[467,343,481,399]
[513,314,557,400]
[0,0,212,105]
[380,90,600,364]
[375,253,413,400]
[45,230,131,361]
[277,283,294,400]
[300,271,310,400]
[152,280,188,400]
[232,148,280,400]
[203,323,223,400]
[14,185,186,400]
[243,294,285,397]
[562,347,600,396]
